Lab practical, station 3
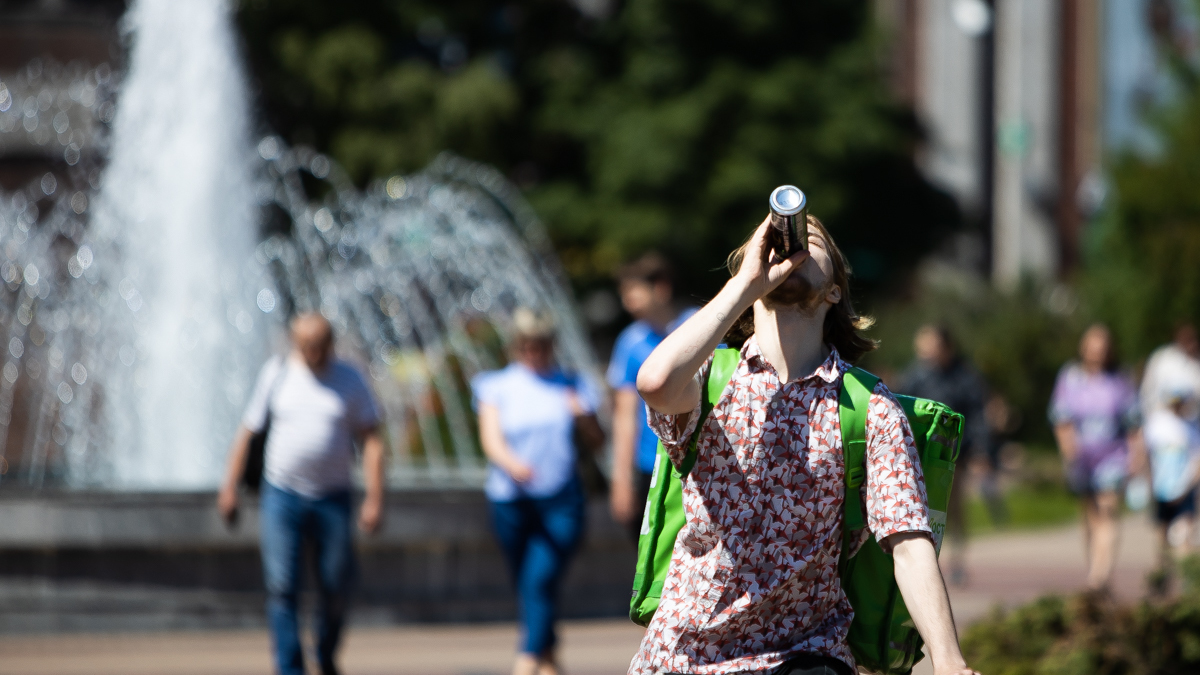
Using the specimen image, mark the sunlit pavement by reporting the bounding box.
[0,620,646,675]
[0,516,1160,675]
[941,513,1158,627]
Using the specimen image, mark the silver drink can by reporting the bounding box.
[769,185,808,260]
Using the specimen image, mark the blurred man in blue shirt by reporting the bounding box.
[606,253,695,539]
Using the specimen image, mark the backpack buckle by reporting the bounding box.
[846,465,865,489]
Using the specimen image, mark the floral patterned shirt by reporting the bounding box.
[629,338,931,675]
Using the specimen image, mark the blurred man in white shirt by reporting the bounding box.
[218,313,386,675]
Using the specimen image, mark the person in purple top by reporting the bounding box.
[1049,323,1145,591]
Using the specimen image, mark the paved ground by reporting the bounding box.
[941,512,1158,627]
[0,515,1162,675]
[0,621,646,675]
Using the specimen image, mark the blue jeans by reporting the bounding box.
[260,482,356,675]
[489,479,586,657]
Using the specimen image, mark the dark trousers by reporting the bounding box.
[489,479,586,656]
[773,653,855,675]
[670,653,854,675]
[260,482,356,675]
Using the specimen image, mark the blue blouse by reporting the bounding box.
[472,363,599,501]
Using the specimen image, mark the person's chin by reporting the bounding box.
[764,278,823,313]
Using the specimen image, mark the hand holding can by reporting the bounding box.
[768,185,808,262]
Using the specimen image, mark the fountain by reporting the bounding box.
[0,0,603,491]
[0,0,630,631]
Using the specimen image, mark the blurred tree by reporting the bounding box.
[1082,23,1200,359]
[237,1,532,179]
[237,0,959,296]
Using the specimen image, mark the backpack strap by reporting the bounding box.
[838,366,880,570]
[679,348,740,477]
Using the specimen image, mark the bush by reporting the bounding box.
[961,557,1200,675]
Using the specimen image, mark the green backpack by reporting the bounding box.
[629,348,962,675]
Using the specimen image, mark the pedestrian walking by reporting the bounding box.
[606,253,696,539]
[473,308,605,675]
[1143,390,1200,571]
[1141,324,1200,421]
[630,215,978,675]
[898,324,989,585]
[1049,323,1144,592]
[218,313,386,675]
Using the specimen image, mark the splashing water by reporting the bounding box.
[87,0,267,488]
[0,0,601,490]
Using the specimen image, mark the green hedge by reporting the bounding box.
[962,557,1200,675]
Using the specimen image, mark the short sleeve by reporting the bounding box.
[863,381,932,545]
[1048,366,1074,425]
[242,356,283,433]
[606,327,641,390]
[347,367,382,431]
[644,354,711,468]
[471,371,501,410]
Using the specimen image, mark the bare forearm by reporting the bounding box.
[221,427,253,491]
[480,425,516,469]
[362,430,386,502]
[637,277,754,414]
[611,390,640,484]
[478,404,528,477]
[1054,423,1076,460]
[891,533,969,673]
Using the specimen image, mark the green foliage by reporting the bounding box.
[239,3,522,180]
[966,451,1080,535]
[236,0,959,293]
[962,560,1200,674]
[527,0,959,292]
[864,277,1082,442]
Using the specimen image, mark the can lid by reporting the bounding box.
[770,185,806,215]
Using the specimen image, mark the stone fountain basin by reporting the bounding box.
[0,490,635,633]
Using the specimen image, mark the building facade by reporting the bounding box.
[887,0,1194,286]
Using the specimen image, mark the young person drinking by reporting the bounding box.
[630,215,978,675]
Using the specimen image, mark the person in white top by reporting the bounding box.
[474,308,604,675]
[1141,324,1200,420]
[217,313,386,675]
[1143,391,1200,572]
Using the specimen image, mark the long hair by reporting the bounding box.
[725,215,877,363]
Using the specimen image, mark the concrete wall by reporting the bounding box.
[0,490,637,633]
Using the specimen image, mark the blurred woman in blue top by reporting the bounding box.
[473,307,604,675]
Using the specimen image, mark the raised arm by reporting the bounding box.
[636,216,807,414]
